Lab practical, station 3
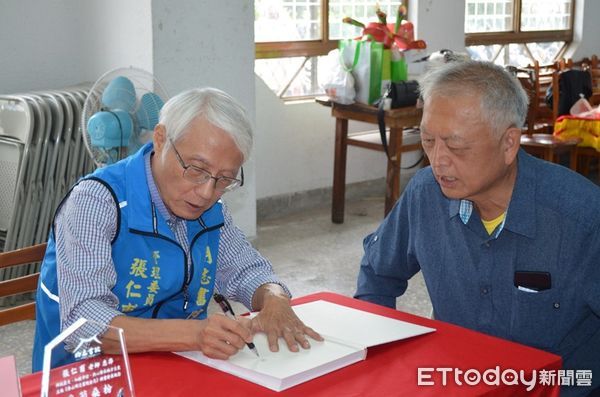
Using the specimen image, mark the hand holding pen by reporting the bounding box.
[213,293,260,357]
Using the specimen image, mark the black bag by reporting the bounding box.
[376,80,420,163]
[545,69,592,116]
[386,80,420,108]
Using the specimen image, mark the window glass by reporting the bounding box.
[467,41,565,66]
[465,0,572,33]
[465,1,572,68]
[466,44,504,62]
[255,0,322,42]
[255,56,327,97]
[465,0,513,33]
[520,0,571,31]
[255,0,405,99]
[522,41,565,63]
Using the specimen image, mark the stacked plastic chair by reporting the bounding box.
[0,86,94,303]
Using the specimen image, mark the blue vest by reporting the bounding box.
[32,143,223,371]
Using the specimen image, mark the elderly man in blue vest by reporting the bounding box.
[33,87,322,371]
[355,61,600,396]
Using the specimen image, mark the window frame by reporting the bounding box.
[255,0,408,59]
[464,0,575,46]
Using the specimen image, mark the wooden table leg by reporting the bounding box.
[569,146,578,171]
[384,127,403,215]
[332,118,348,224]
[544,148,553,163]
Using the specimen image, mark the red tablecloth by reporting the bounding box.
[20,292,561,396]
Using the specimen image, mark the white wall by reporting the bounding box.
[255,78,391,199]
[82,0,154,76]
[568,0,600,60]
[0,0,153,93]
[410,0,466,54]
[151,0,257,236]
[0,0,89,93]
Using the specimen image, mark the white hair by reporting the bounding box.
[159,87,253,161]
[419,60,529,137]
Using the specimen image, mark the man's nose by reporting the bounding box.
[429,141,450,168]
[194,179,217,200]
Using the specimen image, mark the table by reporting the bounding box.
[520,133,580,170]
[21,292,561,396]
[316,98,423,223]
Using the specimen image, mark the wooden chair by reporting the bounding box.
[574,146,600,181]
[516,63,580,170]
[558,57,591,72]
[561,55,600,179]
[0,243,46,326]
[526,61,560,134]
[589,54,600,106]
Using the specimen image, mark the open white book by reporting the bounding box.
[176,300,435,392]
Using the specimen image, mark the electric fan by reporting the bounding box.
[81,67,168,167]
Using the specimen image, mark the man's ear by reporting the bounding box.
[153,124,167,154]
[503,126,521,164]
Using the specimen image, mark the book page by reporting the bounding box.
[226,333,363,377]
[177,334,365,391]
[292,300,435,347]
[176,299,435,391]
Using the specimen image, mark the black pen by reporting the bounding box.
[213,293,260,357]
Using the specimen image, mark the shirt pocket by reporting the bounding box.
[510,288,562,350]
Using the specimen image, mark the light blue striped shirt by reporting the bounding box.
[55,151,288,335]
[458,199,505,239]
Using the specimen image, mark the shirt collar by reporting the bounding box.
[458,199,473,224]
[446,149,536,239]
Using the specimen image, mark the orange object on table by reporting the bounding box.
[554,115,600,151]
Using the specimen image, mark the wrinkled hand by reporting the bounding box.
[251,294,323,353]
[196,313,253,360]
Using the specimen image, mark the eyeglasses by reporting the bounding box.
[169,138,244,192]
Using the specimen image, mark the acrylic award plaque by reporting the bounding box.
[41,318,135,397]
